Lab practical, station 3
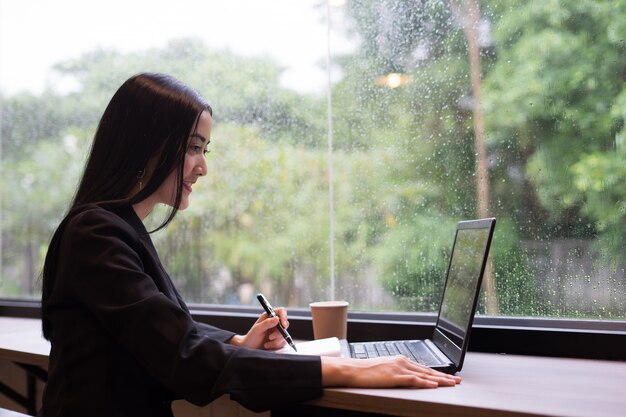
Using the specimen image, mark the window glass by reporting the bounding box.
[1,0,624,320]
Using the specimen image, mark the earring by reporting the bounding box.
[136,169,146,191]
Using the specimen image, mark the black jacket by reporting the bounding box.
[41,204,322,417]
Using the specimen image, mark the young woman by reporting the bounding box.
[40,72,460,417]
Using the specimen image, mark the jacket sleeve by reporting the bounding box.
[195,321,237,343]
[57,208,323,411]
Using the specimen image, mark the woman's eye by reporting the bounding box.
[188,140,210,156]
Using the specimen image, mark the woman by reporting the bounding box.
[40,72,460,417]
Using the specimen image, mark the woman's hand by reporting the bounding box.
[321,355,461,388]
[229,307,290,350]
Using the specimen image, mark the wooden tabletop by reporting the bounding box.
[0,317,49,368]
[309,350,626,417]
[1,317,625,417]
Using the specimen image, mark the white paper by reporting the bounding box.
[274,337,341,357]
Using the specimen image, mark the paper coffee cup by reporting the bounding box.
[309,301,349,340]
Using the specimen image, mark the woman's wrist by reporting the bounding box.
[321,356,351,387]
[229,334,244,347]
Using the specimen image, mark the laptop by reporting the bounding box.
[343,217,496,374]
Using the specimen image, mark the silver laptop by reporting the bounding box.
[344,218,496,374]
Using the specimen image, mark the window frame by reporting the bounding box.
[2,298,624,361]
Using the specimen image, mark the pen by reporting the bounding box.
[256,293,297,352]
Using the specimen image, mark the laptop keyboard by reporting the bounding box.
[351,341,442,366]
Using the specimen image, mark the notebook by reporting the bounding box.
[275,337,343,357]
[343,217,496,374]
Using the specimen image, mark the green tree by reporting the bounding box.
[0,129,90,296]
[1,39,328,300]
[332,0,536,313]
[483,0,626,254]
[54,38,327,147]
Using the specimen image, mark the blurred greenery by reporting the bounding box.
[1,1,624,318]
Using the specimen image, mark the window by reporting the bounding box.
[1,0,624,330]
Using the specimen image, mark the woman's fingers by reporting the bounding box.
[254,315,288,350]
[237,307,293,350]
[273,307,289,328]
[260,307,289,349]
[398,375,439,388]
[396,356,461,386]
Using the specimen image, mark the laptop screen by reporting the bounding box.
[433,218,495,369]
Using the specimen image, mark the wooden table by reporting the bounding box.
[0,318,49,415]
[304,352,626,417]
[0,318,49,368]
[1,317,625,417]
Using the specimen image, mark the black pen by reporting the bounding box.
[256,293,297,352]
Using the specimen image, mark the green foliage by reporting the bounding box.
[338,0,625,316]
[484,0,626,241]
[487,218,539,316]
[51,38,327,146]
[1,2,623,318]
[0,128,90,295]
[571,152,626,256]
[0,40,326,300]
[376,216,456,311]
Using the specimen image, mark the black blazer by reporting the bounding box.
[41,204,322,417]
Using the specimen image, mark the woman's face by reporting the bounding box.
[137,110,212,217]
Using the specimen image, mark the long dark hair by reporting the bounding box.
[72,72,211,229]
[42,73,211,339]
